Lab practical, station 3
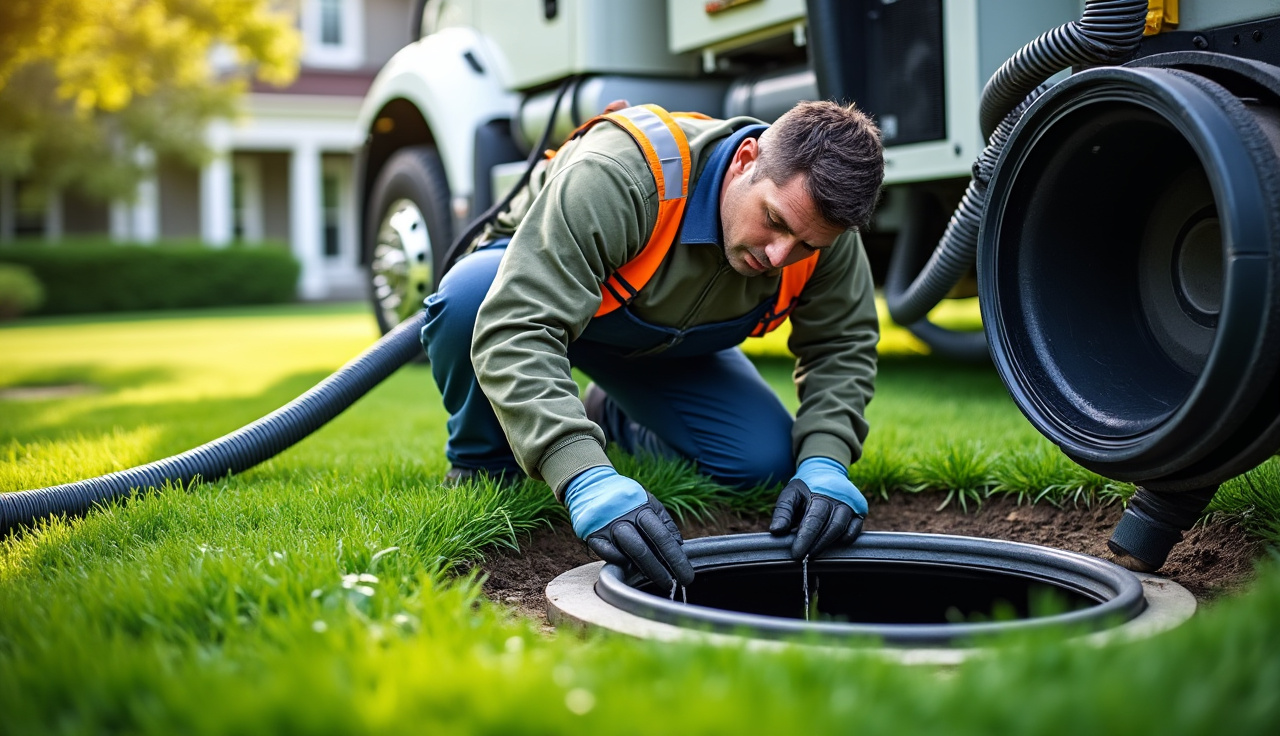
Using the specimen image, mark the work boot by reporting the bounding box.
[582,383,611,440]
[443,466,523,488]
[581,383,681,461]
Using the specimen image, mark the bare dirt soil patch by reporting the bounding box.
[476,493,1264,631]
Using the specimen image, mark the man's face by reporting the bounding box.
[718,137,845,278]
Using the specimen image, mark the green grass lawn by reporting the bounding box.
[1,303,1278,734]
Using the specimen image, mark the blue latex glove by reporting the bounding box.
[769,457,867,559]
[565,466,694,588]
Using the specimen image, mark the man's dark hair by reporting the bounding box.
[753,100,885,230]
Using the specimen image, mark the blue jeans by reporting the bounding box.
[421,244,794,488]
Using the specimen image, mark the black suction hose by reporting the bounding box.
[884,0,1148,331]
[1,310,428,538]
[885,89,1047,328]
[1,76,587,539]
[979,0,1149,141]
[0,76,589,539]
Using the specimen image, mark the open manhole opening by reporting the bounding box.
[550,532,1195,650]
[634,559,1100,626]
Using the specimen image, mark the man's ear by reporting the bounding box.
[730,136,760,176]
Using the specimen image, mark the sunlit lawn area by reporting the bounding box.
[1,302,1278,733]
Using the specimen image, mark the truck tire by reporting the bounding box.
[365,145,453,335]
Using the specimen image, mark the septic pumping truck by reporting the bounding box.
[4,0,1280,573]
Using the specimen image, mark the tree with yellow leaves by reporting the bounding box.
[0,0,300,202]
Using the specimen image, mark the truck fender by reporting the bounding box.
[357,26,518,202]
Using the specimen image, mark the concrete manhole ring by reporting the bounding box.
[546,532,1195,665]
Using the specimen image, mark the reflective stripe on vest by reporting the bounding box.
[567,104,814,334]
[577,104,693,317]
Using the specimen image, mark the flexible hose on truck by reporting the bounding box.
[0,310,428,537]
[884,0,1149,330]
[884,88,1048,330]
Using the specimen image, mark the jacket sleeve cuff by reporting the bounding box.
[540,435,613,501]
[796,432,854,470]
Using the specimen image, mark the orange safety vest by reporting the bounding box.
[554,104,818,337]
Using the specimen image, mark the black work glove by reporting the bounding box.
[585,492,696,590]
[769,458,867,560]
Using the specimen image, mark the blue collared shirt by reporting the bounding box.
[679,124,768,246]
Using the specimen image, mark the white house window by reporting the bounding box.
[321,157,354,262]
[322,171,341,256]
[302,0,364,69]
[231,155,263,243]
[319,0,342,45]
[231,169,244,239]
[11,180,47,237]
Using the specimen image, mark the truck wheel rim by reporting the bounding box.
[371,198,434,328]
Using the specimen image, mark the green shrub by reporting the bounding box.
[0,263,46,319]
[0,243,299,314]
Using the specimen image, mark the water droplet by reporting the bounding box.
[802,555,810,621]
[565,688,596,715]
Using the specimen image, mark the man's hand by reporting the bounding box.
[565,466,695,589]
[769,457,867,559]
[601,99,630,114]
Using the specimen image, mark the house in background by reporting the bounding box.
[0,0,415,301]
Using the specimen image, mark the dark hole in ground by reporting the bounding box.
[634,559,1097,624]
[474,493,1264,632]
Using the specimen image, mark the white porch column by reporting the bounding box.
[290,140,326,300]
[200,151,233,246]
[109,150,160,243]
[131,177,160,243]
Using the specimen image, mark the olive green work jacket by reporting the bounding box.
[470,114,879,499]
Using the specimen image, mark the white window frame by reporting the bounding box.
[301,0,365,69]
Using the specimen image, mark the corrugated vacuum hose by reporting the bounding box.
[0,310,428,538]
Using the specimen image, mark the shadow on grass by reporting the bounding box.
[749,352,1011,406]
[0,365,446,497]
[0,300,372,329]
[0,363,175,394]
